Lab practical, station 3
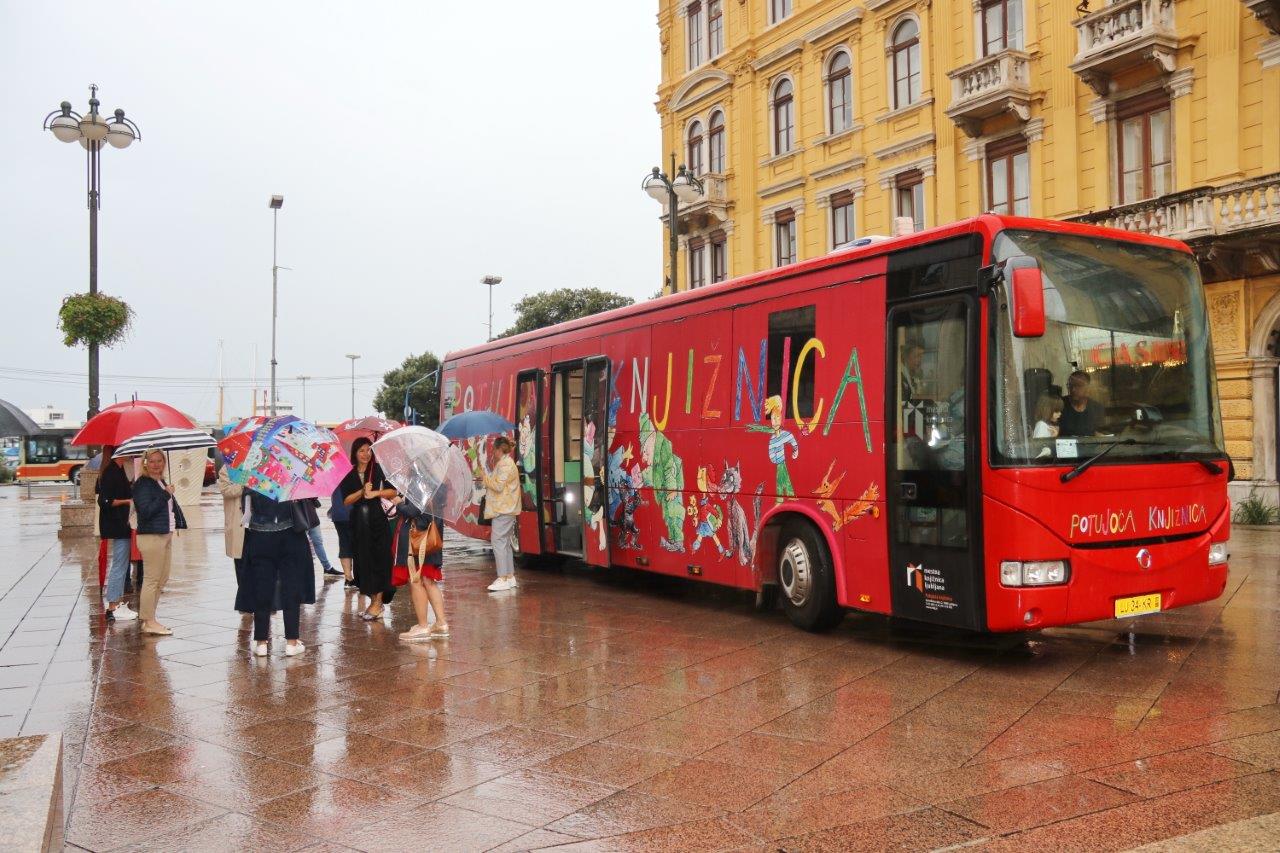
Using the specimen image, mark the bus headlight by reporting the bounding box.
[1208,542,1229,566]
[1000,560,1069,586]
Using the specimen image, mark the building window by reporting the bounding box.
[981,0,1023,55]
[830,191,855,248]
[708,110,725,173]
[895,170,924,233]
[775,207,797,266]
[687,121,704,176]
[986,136,1029,216]
[772,78,794,155]
[689,238,707,289]
[708,0,724,58]
[687,2,704,69]
[827,51,853,133]
[710,230,728,283]
[891,19,921,110]
[769,0,792,25]
[1117,94,1172,204]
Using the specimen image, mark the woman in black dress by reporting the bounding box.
[341,438,397,620]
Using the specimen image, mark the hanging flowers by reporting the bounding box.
[57,292,135,348]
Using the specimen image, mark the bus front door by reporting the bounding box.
[581,357,611,567]
[886,296,984,630]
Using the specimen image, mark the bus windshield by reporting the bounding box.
[991,229,1225,467]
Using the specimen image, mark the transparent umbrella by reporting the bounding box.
[372,426,472,522]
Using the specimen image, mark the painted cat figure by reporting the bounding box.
[714,461,764,567]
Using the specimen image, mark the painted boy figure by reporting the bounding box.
[748,395,799,505]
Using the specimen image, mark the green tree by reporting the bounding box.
[373,352,441,428]
[501,287,634,337]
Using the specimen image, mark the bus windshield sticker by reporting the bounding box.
[1056,438,1078,459]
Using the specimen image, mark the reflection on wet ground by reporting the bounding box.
[2,484,1279,851]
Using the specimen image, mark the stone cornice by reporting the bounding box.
[759,176,806,198]
[751,40,804,72]
[804,7,865,44]
[873,132,935,161]
[811,156,867,181]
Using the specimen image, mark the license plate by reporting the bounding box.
[1114,593,1162,618]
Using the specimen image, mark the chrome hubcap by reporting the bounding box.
[779,538,812,607]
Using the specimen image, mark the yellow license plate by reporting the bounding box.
[1114,593,1162,618]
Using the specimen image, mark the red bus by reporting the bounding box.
[443,215,1230,632]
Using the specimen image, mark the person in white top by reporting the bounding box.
[1032,393,1064,439]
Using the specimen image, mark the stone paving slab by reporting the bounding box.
[2,483,1280,851]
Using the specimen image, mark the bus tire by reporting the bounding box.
[777,521,843,632]
[69,466,83,486]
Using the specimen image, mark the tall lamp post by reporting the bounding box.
[42,84,141,420]
[296,375,310,419]
[268,195,284,415]
[345,353,360,418]
[481,275,502,341]
[641,154,703,295]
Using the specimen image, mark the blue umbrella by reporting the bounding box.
[437,409,515,440]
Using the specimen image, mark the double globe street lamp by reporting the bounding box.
[642,156,703,295]
[42,84,142,419]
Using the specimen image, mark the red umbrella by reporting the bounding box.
[72,400,196,446]
[335,416,401,452]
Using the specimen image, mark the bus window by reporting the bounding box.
[24,437,61,464]
[767,305,816,419]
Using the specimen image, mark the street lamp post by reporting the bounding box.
[42,84,141,420]
[296,375,310,420]
[481,275,502,341]
[269,195,284,416]
[641,153,703,295]
[345,354,360,418]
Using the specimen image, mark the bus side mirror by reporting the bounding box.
[1004,256,1045,338]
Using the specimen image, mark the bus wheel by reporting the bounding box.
[69,466,83,486]
[778,522,843,632]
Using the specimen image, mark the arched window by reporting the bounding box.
[708,110,725,173]
[827,51,852,133]
[687,121,705,176]
[772,78,794,155]
[891,19,921,110]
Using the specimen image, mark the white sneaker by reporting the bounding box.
[487,576,514,592]
[284,642,306,657]
[399,624,431,642]
[111,604,138,622]
[254,642,269,657]
[508,576,519,588]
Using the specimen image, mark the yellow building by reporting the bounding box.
[654,0,1280,502]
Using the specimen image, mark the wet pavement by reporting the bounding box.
[2,484,1280,852]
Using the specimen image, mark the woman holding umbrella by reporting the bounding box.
[242,490,316,657]
[341,438,397,620]
[96,445,136,622]
[132,449,187,635]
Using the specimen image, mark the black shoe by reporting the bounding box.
[323,567,343,577]
[105,608,115,621]
[344,578,358,588]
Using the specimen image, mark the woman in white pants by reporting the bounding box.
[478,436,521,592]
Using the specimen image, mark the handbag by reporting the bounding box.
[409,519,443,563]
[291,499,320,532]
[476,495,492,526]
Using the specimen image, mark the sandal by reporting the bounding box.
[360,608,383,621]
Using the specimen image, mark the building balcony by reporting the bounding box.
[664,173,731,231]
[945,49,1032,138]
[1245,0,1280,38]
[1071,173,1280,281]
[1070,0,1178,97]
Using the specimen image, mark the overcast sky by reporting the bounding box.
[0,1,662,425]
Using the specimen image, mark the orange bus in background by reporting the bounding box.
[15,429,90,484]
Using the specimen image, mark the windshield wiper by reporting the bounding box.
[1170,450,1224,475]
[1061,438,1137,483]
